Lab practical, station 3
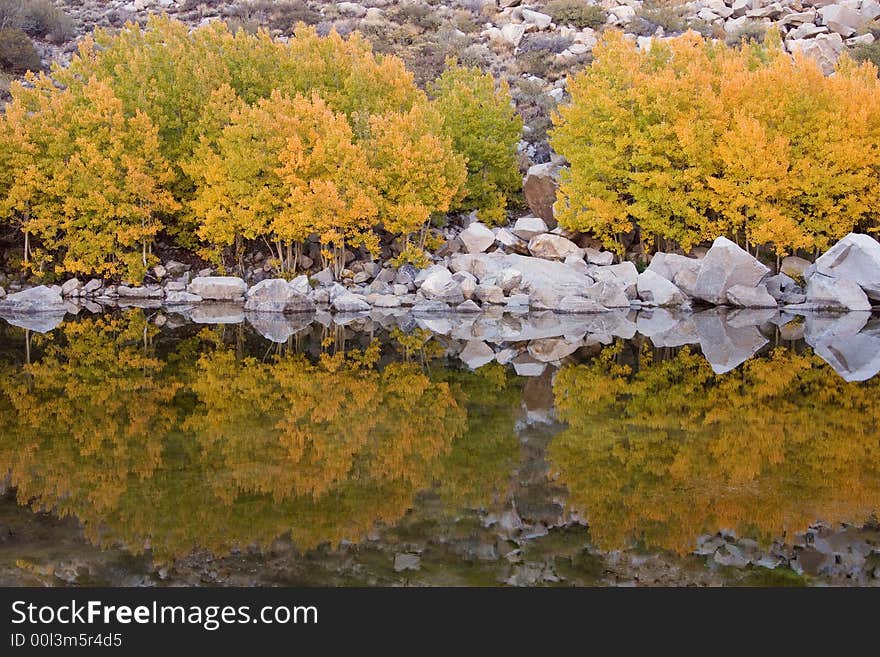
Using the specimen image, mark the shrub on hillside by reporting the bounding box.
[0,27,39,73]
[19,0,75,44]
[544,0,607,29]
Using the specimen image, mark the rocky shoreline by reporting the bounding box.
[2,228,878,319]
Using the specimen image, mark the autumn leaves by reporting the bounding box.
[552,31,880,258]
[0,17,522,282]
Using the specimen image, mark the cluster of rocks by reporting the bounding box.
[1,229,877,325]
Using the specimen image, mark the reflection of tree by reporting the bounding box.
[0,314,177,546]
[549,344,880,554]
[0,317,482,560]
[434,363,521,511]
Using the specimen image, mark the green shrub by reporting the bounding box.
[229,0,320,34]
[851,40,880,76]
[724,22,767,46]
[0,27,39,73]
[630,2,689,36]
[0,0,23,31]
[19,0,75,44]
[544,0,607,29]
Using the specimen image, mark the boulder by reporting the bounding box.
[528,233,582,260]
[646,252,701,285]
[0,286,66,314]
[117,285,164,299]
[497,268,523,293]
[331,294,371,312]
[637,270,688,307]
[459,222,496,254]
[419,267,465,303]
[244,278,315,313]
[788,33,844,75]
[455,299,482,313]
[521,8,552,29]
[511,216,548,240]
[188,276,247,301]
[589,261,639,296]
[780,255,811,279]
[61,279,82,297]
[522,161,562,226]
[556,296,606,314]
[370,294,402,308]
[804,273,871,311]
[475,284,506,304]
[584,281,630,308]
[813,233,880,299]
[764,274,806,304]
[584,248,614,266]
[819,4,865,37]
[692,236,770,305]
[726,284,778,308]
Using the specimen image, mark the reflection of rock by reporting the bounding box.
[0,312,67,333]
[459,341,495,370]
[512,353,546,376]
[692,309,768,374]
[188,303,245,324]
[528,337,582,363]
[806,316,880,382]
[0,286,66,314]
[246,312,314,343]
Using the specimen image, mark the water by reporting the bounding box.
[0,306,878,586]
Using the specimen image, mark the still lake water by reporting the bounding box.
[0,305,878,586]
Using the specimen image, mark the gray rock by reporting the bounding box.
[393,553,421,572]
[584,248,614,266]
[60,278,83,297]
[814,233,880,299]
[585,281,630,308]
[419,267,464,303]
[781,255,811,279]
[497,268,523,293]
[726,284,778,308]
[312,268,335,285]
[804,273,871,311]
[511,216,548,240]
[370,294,402,308]
[244,278,315,313]
[765,273,806,304]
[459,221,496,254]
[646,252,701,288]
[164,260,189,277]
[556,296,606,314]
[475,284,506,304]
[692,236,770,305]
[289,275,311,296]
[528,233,582,260]
[117,285,164,299]
[637,270,688,307]
[0,286,66,313]
[188,276,247,301]
[331,294,371,312]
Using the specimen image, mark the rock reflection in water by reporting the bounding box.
[0,309,878,585]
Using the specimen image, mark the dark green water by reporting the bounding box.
[0,308,878,586]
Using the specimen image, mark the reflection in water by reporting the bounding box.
[0,309,878,584]
[550,343,880,554]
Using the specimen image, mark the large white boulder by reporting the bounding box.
[804,273,871,311]
[511,216,548,240]
[459,222,496,254]
[188,276,247,301]
[692,236,770,305]
[814,233,880,299]
[528,233,582,260]
[244,278,315,313]
[0,286,66,314]
[637,270,689,307]
[726,284,778,308]
[419,267,464,303]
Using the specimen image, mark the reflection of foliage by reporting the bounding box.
[435,363,522,510]
[0,315,479,560]
[550,344,880,554]
[0,314,178,540]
